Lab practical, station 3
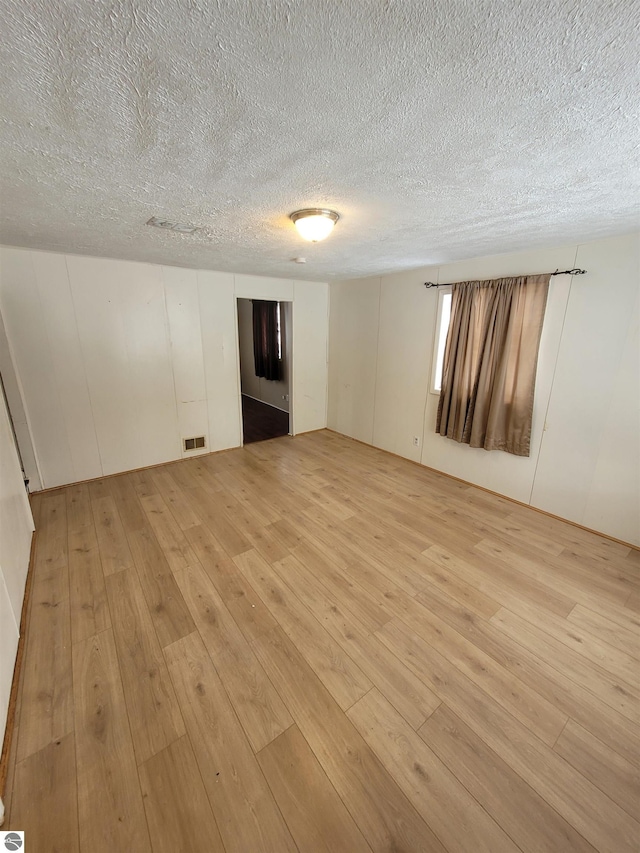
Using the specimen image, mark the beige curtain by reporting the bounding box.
[436,274,550,456]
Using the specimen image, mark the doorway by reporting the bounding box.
[0,311,41,491]
[237,298,292,444]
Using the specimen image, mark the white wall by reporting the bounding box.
[328,232,640,546]
[530,236,639,542]
[0,248,328,489]
[0,383,34,751]
[292,281,330,435]
[237,298,290,413]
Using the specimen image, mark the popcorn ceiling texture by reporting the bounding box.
[1,0,638,280]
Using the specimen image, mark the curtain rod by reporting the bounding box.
[423,268,587,288]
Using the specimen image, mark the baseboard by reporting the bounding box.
[31,401,297,495]
[325,428,639,552]
[241,392,290,415]
[26,425,639,552]
[29,442,246,495]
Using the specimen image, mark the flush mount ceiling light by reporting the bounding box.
[290,208,339,242]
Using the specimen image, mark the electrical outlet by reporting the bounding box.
[413,436,420,447]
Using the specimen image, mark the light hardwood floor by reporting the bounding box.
[4,429,640,852]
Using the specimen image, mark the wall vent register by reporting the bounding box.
[183,436,206,451]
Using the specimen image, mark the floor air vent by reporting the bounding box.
[184,436,206,451]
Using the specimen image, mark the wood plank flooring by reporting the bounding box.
[5,429,640,853]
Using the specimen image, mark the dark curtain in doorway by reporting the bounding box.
[252,300,283,381]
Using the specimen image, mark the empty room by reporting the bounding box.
[0,1,638,851]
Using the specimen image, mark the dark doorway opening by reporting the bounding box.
[237,298,292,444]
[241,394,289,444]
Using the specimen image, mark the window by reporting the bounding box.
[253,299,283,381]
[435,274,550,456]
[430,287,452,393]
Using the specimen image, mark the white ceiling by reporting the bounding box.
[1,1,638,281]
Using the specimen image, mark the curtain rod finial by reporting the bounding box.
[552,268,587,276]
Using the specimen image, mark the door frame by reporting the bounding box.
[234,297,294,446]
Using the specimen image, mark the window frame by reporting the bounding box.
[430,286,452,395]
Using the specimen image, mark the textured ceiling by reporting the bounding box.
[1,0,639,281]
